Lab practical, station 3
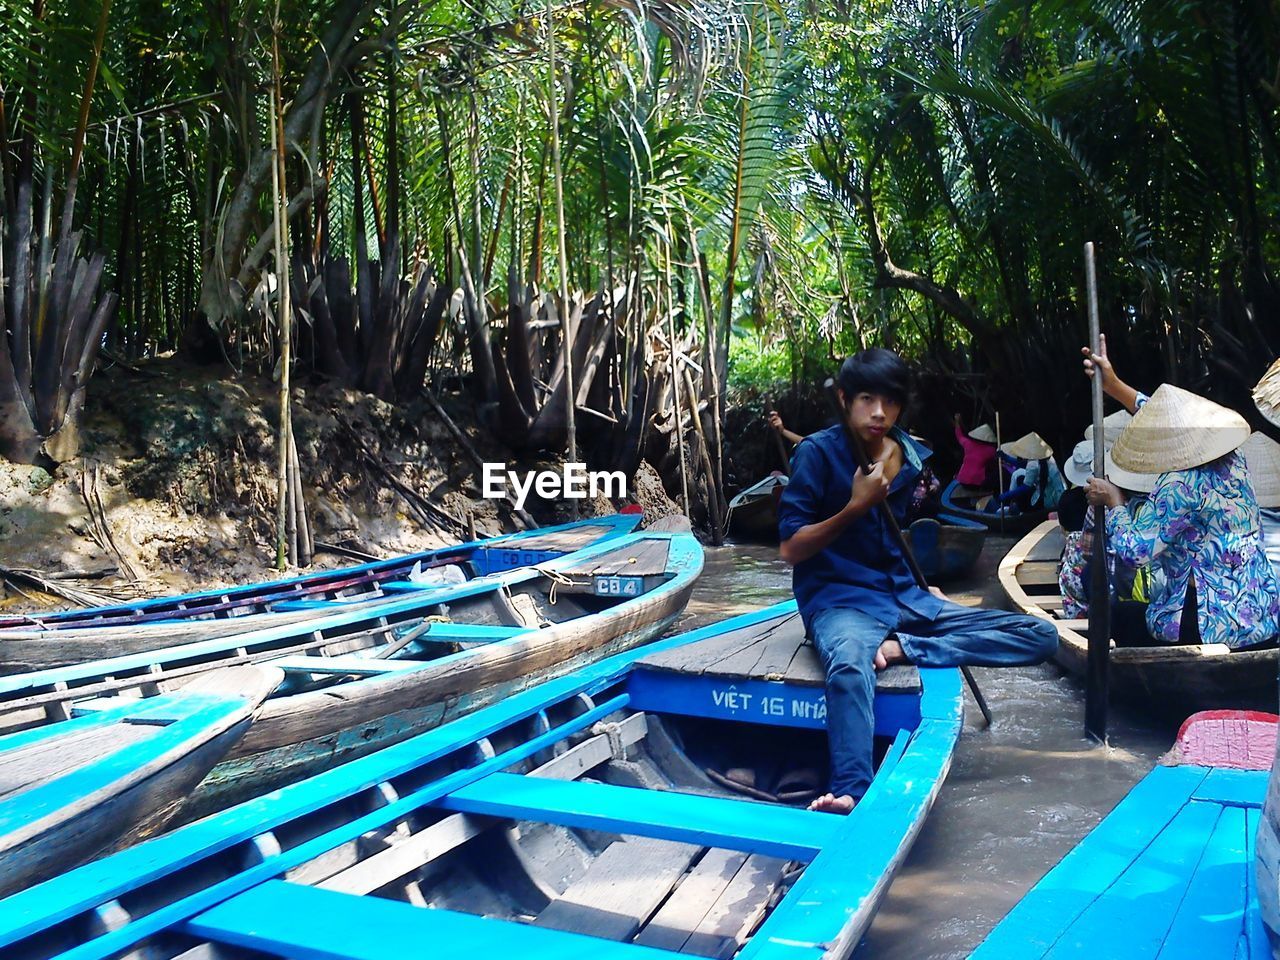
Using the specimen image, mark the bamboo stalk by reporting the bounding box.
[544,0,577,515]
[289,427,313,566]
[270,14,292,571]
[664,262,690,517]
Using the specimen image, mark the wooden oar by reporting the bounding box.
[822,379,994,725]
[1084,242,1111,743]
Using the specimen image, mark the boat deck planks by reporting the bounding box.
[638,852,784,958]
[0,722,153,799]
[499,523,616,553]
[534,837,701,941]
[974,741,1273,960]
[560,540,672,578]
[633,848,750,952]
[637,612,921,694]
[188,879,667,960]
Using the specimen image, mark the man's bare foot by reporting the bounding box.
[874,637,907,671]
[808,793,857,814]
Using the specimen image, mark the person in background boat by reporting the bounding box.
[767,411,805,447]
[777,348,1059,815]
[985,433,1064,516]
[952,415,998,492]
[1081,337,1280,648]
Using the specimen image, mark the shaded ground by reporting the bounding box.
[0,358,678,616]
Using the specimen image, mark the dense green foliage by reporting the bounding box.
[1,0,1276,498]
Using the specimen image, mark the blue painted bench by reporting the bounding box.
[439,772,840,861]
[187,879,675,959]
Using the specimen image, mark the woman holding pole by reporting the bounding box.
[1081,339,1279,652]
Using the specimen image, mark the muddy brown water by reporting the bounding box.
[673,537,1176,959]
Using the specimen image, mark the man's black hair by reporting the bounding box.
[1057,486,1088,533]
[836,348,912,407]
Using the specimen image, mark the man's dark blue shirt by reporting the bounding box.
[777,424,944,627]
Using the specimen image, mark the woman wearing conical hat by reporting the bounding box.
[1080,336,1279,648]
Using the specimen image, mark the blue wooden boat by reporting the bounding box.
[908,512,987,582]
[0,514,645,672]
[0,598,962,956]
[940,478,1050,534]
[0,663,280,898]
[0,512,640,637]
[0,532,703,818]
[974,710,1278,959]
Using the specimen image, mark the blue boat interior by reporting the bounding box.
[973,762,1272,960]
[0,603,961,960]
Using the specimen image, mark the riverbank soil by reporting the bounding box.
[0,358,678,616]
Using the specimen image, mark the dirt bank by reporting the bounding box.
[0,358,679,615]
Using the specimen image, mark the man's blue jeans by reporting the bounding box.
[806,602,1058,799]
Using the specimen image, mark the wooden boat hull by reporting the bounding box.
[908,513,987,582]
[185,573,696,818]
[0,514,641,644]
[940,478,1050,534]
[0,533,704,820]
[975,711,1277,958]
[999,520,1280,714]
[0,665,278,896]
[727,473,788,543]
[0,600,962,958]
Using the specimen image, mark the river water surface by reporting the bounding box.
[674,538,1177,959]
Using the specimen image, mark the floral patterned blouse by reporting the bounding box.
[1104,450,1280,648]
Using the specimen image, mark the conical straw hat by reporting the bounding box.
[968,423,997,444]
[1104,452,1157,495]
[1255,358,1280,428]
[1242,431,1280,509]
[999,431,1053,460]
[1083,409,1133,449]
[1110,384,1250,474]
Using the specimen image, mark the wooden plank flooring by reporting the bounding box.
[559,540,672,578]
[534,837,700,941]
[638,613,920,694]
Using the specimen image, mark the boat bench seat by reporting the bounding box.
[187,880,673,960]
[416,624,527,643]
[270,598,365,611]
[438,772,839,861]
[378,581,434,594]
[267,655,423,676]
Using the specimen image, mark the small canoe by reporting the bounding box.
[999,519,1279,714]
[974,710,1277,959]
[940,478,1050,534]
[727,472,788,542]
[0,513,641,642]
[0,598,962,956]
[0,664,280,897]
[0,532,703,817]
[908,512,987,582]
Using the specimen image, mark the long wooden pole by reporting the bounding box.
[1084,241,1110,742]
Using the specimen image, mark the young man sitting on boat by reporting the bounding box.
[777,349,1059,815]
